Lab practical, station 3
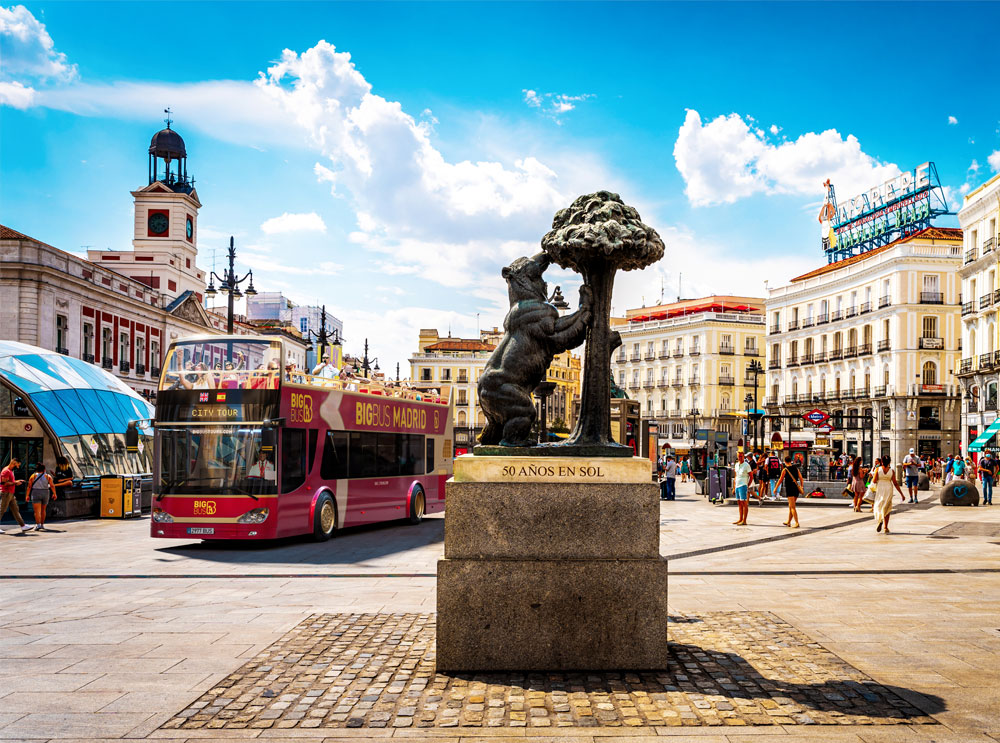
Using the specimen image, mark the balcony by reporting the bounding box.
[967,399,979,413]
[56,347,69,355]
[671,379,685,388]
[981,294,994,311]
[919,337,944,350]
[658,380,670,388]
[643,381,657,389]
[800,352,813,364]
[689,347,700,356]
[879,295,891,308]
[764,396,778,407]
[831,310,844,321]
[858,343,872,355]
[958,357,973,374]
[813,351,827,363]
[658,351,671,359]
[688,377,701,386]
[457,377,469,385]
[615,353,626,363]
[119,360,130,373]
[719,344,735,355]
[873,385,887,397]
[769,324,780,335]
[102,357,113,370]
[673,349,685,358]
[786,357,798,367]
[151,367,160,378]
[965,248,978,264]
[135,363,146,376]
[816,313,829,325]
[82,353,95,363]
[787,320,799,331]
[846,307,858,318]
[985,236,997,253]
[629,353,641,362]
[860,302,871,314]
[962,301,974,316]
[802,318,815,329]
[829,349,844,361]
[671,429,684,440]
[768,359,781,369]
[979,353,994,370]
[644,352,656,361]
[920,291,944,304]
[743,376,757,386]
[918,417,942,430]
[455,400,469,407]
[686,409,701,417]
[743,346,759,356]
[718,376,735,386]
[844,345,858,358]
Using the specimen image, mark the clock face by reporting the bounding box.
[148,212,169,235]
[186,216,193,239]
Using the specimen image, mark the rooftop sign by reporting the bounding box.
[819,162,949,263]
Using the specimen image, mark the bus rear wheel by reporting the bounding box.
[408,488,425,525]
[313,493,336,541]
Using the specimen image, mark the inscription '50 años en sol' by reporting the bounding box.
[501,464,605,478]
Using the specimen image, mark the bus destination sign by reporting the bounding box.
[340,395,447,435]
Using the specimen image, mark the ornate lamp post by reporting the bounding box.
[747,359,764,452]
[353,338,380,379]
[303,305,342,362]
[689,407,699,449]
[205,236,257,334]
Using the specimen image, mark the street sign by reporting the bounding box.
[695,429,711,441]
[741,418,749,436]
[803,408,830,426]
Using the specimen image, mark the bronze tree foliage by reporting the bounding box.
[542,191,664,448]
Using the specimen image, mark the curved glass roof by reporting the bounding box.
[0,341,153,438]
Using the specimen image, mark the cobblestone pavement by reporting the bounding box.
[162,611,938,731]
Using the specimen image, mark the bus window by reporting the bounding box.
[377,433,401,477]
[282,429,307,493]
[349,432,377,478]
[321,431,348,480]
[426,437,435,474]
[402,434,423,476]
[308,429,318,473]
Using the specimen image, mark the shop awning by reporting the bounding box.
[969,418,1000,452]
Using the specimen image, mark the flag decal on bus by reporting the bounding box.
[199,393,208,402]
[216,392,226,402]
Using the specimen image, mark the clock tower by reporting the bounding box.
[89,112,206,299]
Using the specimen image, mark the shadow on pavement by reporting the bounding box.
[155,515,444,565]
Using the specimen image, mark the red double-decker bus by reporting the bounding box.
[150,336,453,540]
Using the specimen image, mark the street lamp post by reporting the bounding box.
[303,305,343,365]
[747,359,764,452]
[744,393,754,452]
[205,236,257,334]
[353,338,380,379]
[689,407,699,450]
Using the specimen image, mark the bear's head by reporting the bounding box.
[502,252,550,304]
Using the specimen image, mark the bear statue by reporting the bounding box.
[477,252,592,447]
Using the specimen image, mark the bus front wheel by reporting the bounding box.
[408,488,425,525]
[313,493,337,541]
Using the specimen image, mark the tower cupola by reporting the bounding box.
[148,108,194,193]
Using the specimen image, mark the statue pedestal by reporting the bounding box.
[436,455,668,671]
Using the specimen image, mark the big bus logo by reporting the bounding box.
[193,500,217,516]
[290,393,314,423]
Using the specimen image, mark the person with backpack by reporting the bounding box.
[765,451,783,500]
[26,463,57,531]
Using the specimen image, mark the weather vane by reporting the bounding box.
[164,107,173,128]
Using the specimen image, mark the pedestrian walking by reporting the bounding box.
[902,449,922,503]
[754,455,769,505]
[660,455,677,501]
[977,453,996,506]
[53,456,74,500]
[872,456,905,534]
[943,454,955,484]
[732,451,754,525]
[953,455,968,480]
[679,457,690,483]
[765,450,783,500]
[25,463,56,531]
[849,456,867,512]
[778,454,803,527]
[0,457,32,534]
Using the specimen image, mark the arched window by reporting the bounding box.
[804,337,814,356]
[721,394,730,411]
[921,361,937,386]
[863,325,872,345]
[458,410,467,426]
[835,374,842,394]
[834,332,843,351]
[987,382,998,409]
[864,371,871,392]
[791,379,798,397]
[848,328,858,349]
[820,375,827,395]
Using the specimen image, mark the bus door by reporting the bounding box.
[278,427,312,535]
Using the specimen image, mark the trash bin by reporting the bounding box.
[708,467,728,502]
[100,475,142,518]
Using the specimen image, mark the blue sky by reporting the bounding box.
[3,2,999,372]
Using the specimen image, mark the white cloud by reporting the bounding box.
[260,211,327,234]
[969,159,981,174]
[960,183,971,195]
[521,88,594,122]
[948,115,958,125]
[673,109,901,207]
[0,80,34,108]
[990,150,1000,173]
[0,5,76,83]
[769,124,781,135]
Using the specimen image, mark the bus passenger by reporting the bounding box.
[192,362,216,389]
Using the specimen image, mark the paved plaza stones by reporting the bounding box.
[162,610,938,730]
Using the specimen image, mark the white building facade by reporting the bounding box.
[765,228,963,463]
[955,172,1000,454]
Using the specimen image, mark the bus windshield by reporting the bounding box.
[159,339,284,392]
[157,425,276,496]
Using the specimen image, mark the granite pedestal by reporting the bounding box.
[436,455,668,671]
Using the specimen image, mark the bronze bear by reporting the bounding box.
[477,252,591,447]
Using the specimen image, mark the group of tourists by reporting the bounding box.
[0,456,73,534]
[731,450,805,528]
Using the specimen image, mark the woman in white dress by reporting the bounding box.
[872,456,905,534]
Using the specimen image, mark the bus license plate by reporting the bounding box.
[187,527,214,535]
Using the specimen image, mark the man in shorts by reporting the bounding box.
[1,457,32,534]
[902,448,922,503]
[978,453,996,505]
[733,451,754,525]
